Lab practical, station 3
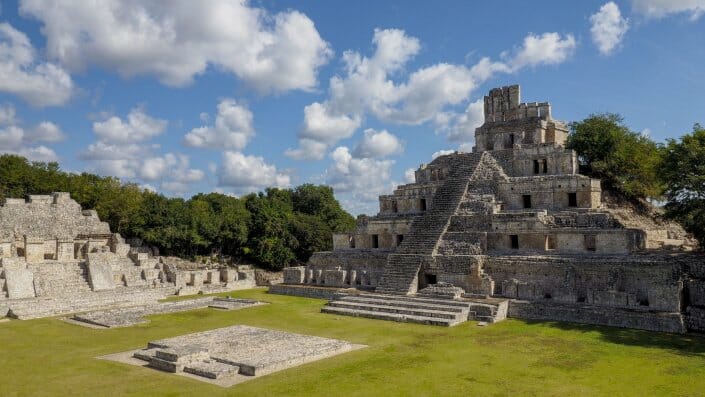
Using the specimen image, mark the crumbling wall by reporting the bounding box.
[0,193,110,241]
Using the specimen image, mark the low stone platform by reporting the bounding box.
[102,325,365,387]
[2,286,174,320]
[321,293,508,326]
[268,284,347,299]
[71,297,263,328]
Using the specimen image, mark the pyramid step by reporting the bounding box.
[321,306,461,326]
[350,293,472,308]
[339,296,468,312]
[327,301,462,320]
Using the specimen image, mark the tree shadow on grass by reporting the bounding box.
[520,319,705,356]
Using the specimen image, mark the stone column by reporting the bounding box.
[56,239,75,261]
[0,240,12,258]
[24,236,45,263]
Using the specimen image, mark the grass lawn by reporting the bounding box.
[1,288,704,397]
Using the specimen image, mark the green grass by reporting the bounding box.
[1,288,705,397]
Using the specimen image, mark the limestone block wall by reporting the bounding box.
[0,193,110,241]
[498,175,601,211]
[421,255,487,294]
[484,255,683,312]
[486,229,640,255]
[509,145,577,177]
[334,217,412,250]
[379,182,438,215]
[290,250,389,288]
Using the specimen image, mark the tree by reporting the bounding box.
[660,123,705,246]
[568,113,662,200]
[0,154,356,265]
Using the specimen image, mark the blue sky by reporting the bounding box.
[0,1,703,215]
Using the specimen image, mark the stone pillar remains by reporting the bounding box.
[56,239,75,261]
[24,236,44,263]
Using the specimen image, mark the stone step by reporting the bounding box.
[338,295,468,313]
[348,293,473,308]
[327,301,462,320]
[184,360,241,379]
[321,306,460,326]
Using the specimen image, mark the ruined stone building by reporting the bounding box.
[0,193,254,319]
[274,85,705,333]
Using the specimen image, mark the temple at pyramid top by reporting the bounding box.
[473,84,568,152]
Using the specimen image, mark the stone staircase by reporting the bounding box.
[29,262,93,296]
[376,153,483,294]
[321,293,507,326]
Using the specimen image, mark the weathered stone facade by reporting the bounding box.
[277,85,704,333]
[0,193,255,319]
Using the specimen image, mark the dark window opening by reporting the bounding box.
[522,194,532,209]
[638,298,649,306]
[510,235,519,249]
[533,160,540,174]
[44,253,54,260]
[420,198,427,211]
[568,192,577,207]
[349,235,356,249]
[541,159,548,173]
[391,200,398,213]
[505,134,514,149]
[544,293,552,299]
[487,141,494,151]
[371,234,379,249]
[584,234,596,251]
[577,296,586,303]
[425,273,437,285]
[396,235,404,246]
[16,247,24,257]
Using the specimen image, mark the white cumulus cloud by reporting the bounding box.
[352,128,404,158]
[93,108,167,143]
[19,0,332,93]
[503,32,577,71]
[184,99,254,151]
[591,2,630,55]
[0,104,64,161]
[218,151,290,193]
[0,23,73,106]
[81,106,202,192]
[326,146,395,202]
[288,29,577,159]
[631,0,705,20]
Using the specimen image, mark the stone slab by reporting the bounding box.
[87,261,115,291]
[4,268,35,299]
[184,360,240,379]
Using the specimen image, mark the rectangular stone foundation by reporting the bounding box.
[103,325,365,387]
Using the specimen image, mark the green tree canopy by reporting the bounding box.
[567,113,662,200]
[659,123,705,246]
[0,154,355,268]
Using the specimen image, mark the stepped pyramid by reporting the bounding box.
[275,84,704,332]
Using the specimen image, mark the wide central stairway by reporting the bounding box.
[321,293,507,327]
[375,153,484,295]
